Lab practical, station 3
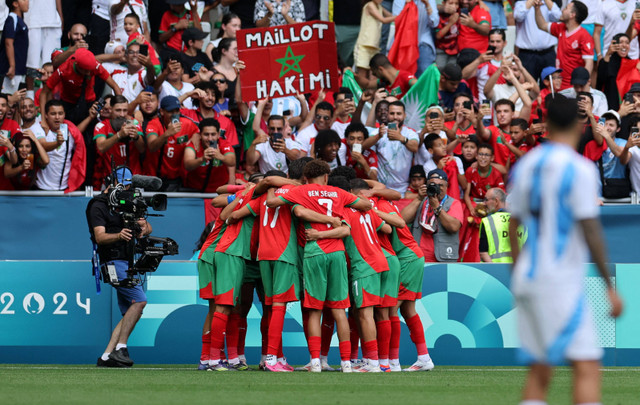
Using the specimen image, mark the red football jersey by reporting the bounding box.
[386,200,424,260]
[343,207,389,276]
[143,117,198,179]
[180,108,239,146]
[549,23,594,89]
[465,166,505,200]
[47,57,110,103]
[386,70,415,99]
[458,6,491,52]
[215,188,256,259]
[92,119,143,189]
[248,185,299,264]
[183,138,234,192]
[346,148,378,180]
[369,197,395,255]
[445,121,476,155]
[485,125,512,166]
[198,215,227,259]
[279,184,359,255]
[159,9,198,51]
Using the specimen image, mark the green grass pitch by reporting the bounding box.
[1,365,638,405]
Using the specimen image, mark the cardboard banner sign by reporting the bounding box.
[237,21,339,101]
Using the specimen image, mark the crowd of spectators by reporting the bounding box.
[0,0,639,262]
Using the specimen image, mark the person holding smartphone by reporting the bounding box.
[111,42,156,103]
[4,129,49,190]
[619,118,640,195]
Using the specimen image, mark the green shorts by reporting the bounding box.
[197,259,215,300]
[398,256,425,301]
[260,260,300,305]
[213,252,245,306]
[351,273,382,308]
[379,253,400,307]
[303,251,349,310]
[243,259,262,284]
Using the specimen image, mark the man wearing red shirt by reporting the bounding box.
[535,0,593,89]
[144,96,199,191]
[0,94,19,190]
[183,118,235,192]
[458,0,491,52]
[345,123,378,180]
[92,95,145,189]
[369,53,417,99]
[159,0,201,54]
[477,99,519,165]
[40,48,122,124]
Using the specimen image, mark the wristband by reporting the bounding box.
[8,148,16,153]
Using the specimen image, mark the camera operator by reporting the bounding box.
[87,167,152,367]
[401,169,463,262]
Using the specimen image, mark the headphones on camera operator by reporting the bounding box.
[86,164,178,292]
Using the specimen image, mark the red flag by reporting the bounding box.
[65,120,86,193]
[388,2,419,75]
[616,58,640,99]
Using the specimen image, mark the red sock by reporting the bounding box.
[349,315,360,359]
[302,310,310,339]
[406,314,428,355]
[363,340,378,361]
[201,332,211,362]
[237,317,247,356]
[261,306,271,356]
[390,316,401,359]
[209,312,228,361]
[338,340,351,361]
[267,306,286,356]
[226,313,240,360]
[320,309,334,357]
[376,320,391,359]
[308,336,321,359]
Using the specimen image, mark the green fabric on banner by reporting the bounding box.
[401,63,441,131]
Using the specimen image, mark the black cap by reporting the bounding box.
[570,67,590,86]
[427,169,448,182]
[182,27,208,44]
[409,165,426,178]
[441,64,462,82]
[629,83,640,93]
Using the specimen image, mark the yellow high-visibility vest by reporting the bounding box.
[481,211,527,263]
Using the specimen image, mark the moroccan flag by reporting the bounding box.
[388,1,419,75]
[616,58,640,100]
[401,63,440,131]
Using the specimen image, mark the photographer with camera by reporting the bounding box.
[247,100,302,174]
[87,167,152,367]
[401,169,463,262]
[183,118,236,192]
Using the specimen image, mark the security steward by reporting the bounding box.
[479,188,527,263]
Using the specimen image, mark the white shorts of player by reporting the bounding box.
[514,288,603,365]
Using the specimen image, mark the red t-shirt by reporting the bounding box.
[143,117,199,179]
[445,121,476,155]
[279,184,359,255]
[92,119,144,189]
[508,140,534,165]
[549,23,594,89]
[0,118,20,140]
[183,138,233,192]
[199,215,227,259]
[583,139,607,161]
[419,198,464,262]
[435,14,459,55]
[369,197,395,255]
[386,70,415,99]
[485,125,512,166]
[214,188,256,258]
[458,6,491,52]
[346,148,378,180]
[180,108,239,146]
[47,58,110,103]
[159,9,197,51]
[387,199,424,259]
[342,207,389,275]
[465,166,505,199]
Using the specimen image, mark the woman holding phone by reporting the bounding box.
[4,130,49,190]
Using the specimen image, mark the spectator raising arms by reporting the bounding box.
[4,129,49,190]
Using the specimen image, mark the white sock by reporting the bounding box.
[379,358,389,366]
[101,353,110,361]
[340,360,350,368]
[277,357,286,364]
[266,354,277,366]
[418,354,431,363]
[369,359,380,367]
[209,359,220,366]
[320,355,328,364]
[199,360,208,365]
[390,359,400,366]
[311,358,320,366]
[116,343,127,350]
[228,357,240,365]
[239,354,246,362]
[519,401,547,405]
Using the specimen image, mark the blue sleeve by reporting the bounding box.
[3,15,16,40]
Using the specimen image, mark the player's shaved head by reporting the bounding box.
[303,159,331,181]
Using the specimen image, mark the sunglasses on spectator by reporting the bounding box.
[316,114,331,121]
[213,79,227,84]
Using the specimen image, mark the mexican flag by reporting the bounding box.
[401,63,440,131]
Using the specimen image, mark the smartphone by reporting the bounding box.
[171,114,180,125]
[345,93,353,101]
[27,69,42,79]
[388,122,397,130]
[636,0,640,9]
[487,45,496,55]
[461,7,469,15]
[428,112,439,119]
[139,44,149,56]
[283,109,291,117]
[60,123,69,141]
[598,117,606,126]
[463,100,472,110]
[96,97,106,113]
[624,92,636,104]
[352,143,362,154]
[272,132,283,142]
[632,127,639,137]
[220,128,226,139]
[209,140,218,149]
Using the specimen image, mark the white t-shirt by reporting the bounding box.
[23,0,61,29]
[491,83,524,112]
[413,130,447,168]
[93,0,112,20]
[110,0,147,43]
[35,123,75,190]
[371,125,419,193]
[508,142,599,295]
[159,81,195,110]
[628,146,640,194]
[331,118,351,139]
[295,124,318,155]
[594,0,639,59]
[255,138,301,174]
[112,67,147,102]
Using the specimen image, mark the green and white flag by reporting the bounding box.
[342,69,371,124]
[401,63,440,131]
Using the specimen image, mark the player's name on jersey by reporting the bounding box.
[308,190,338,198]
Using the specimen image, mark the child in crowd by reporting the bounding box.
[424,132,466,199]
[353,0,396,72]
[435,0,460,69]
[0,0,30,93]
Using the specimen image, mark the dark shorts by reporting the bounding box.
[112,260,147,316]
